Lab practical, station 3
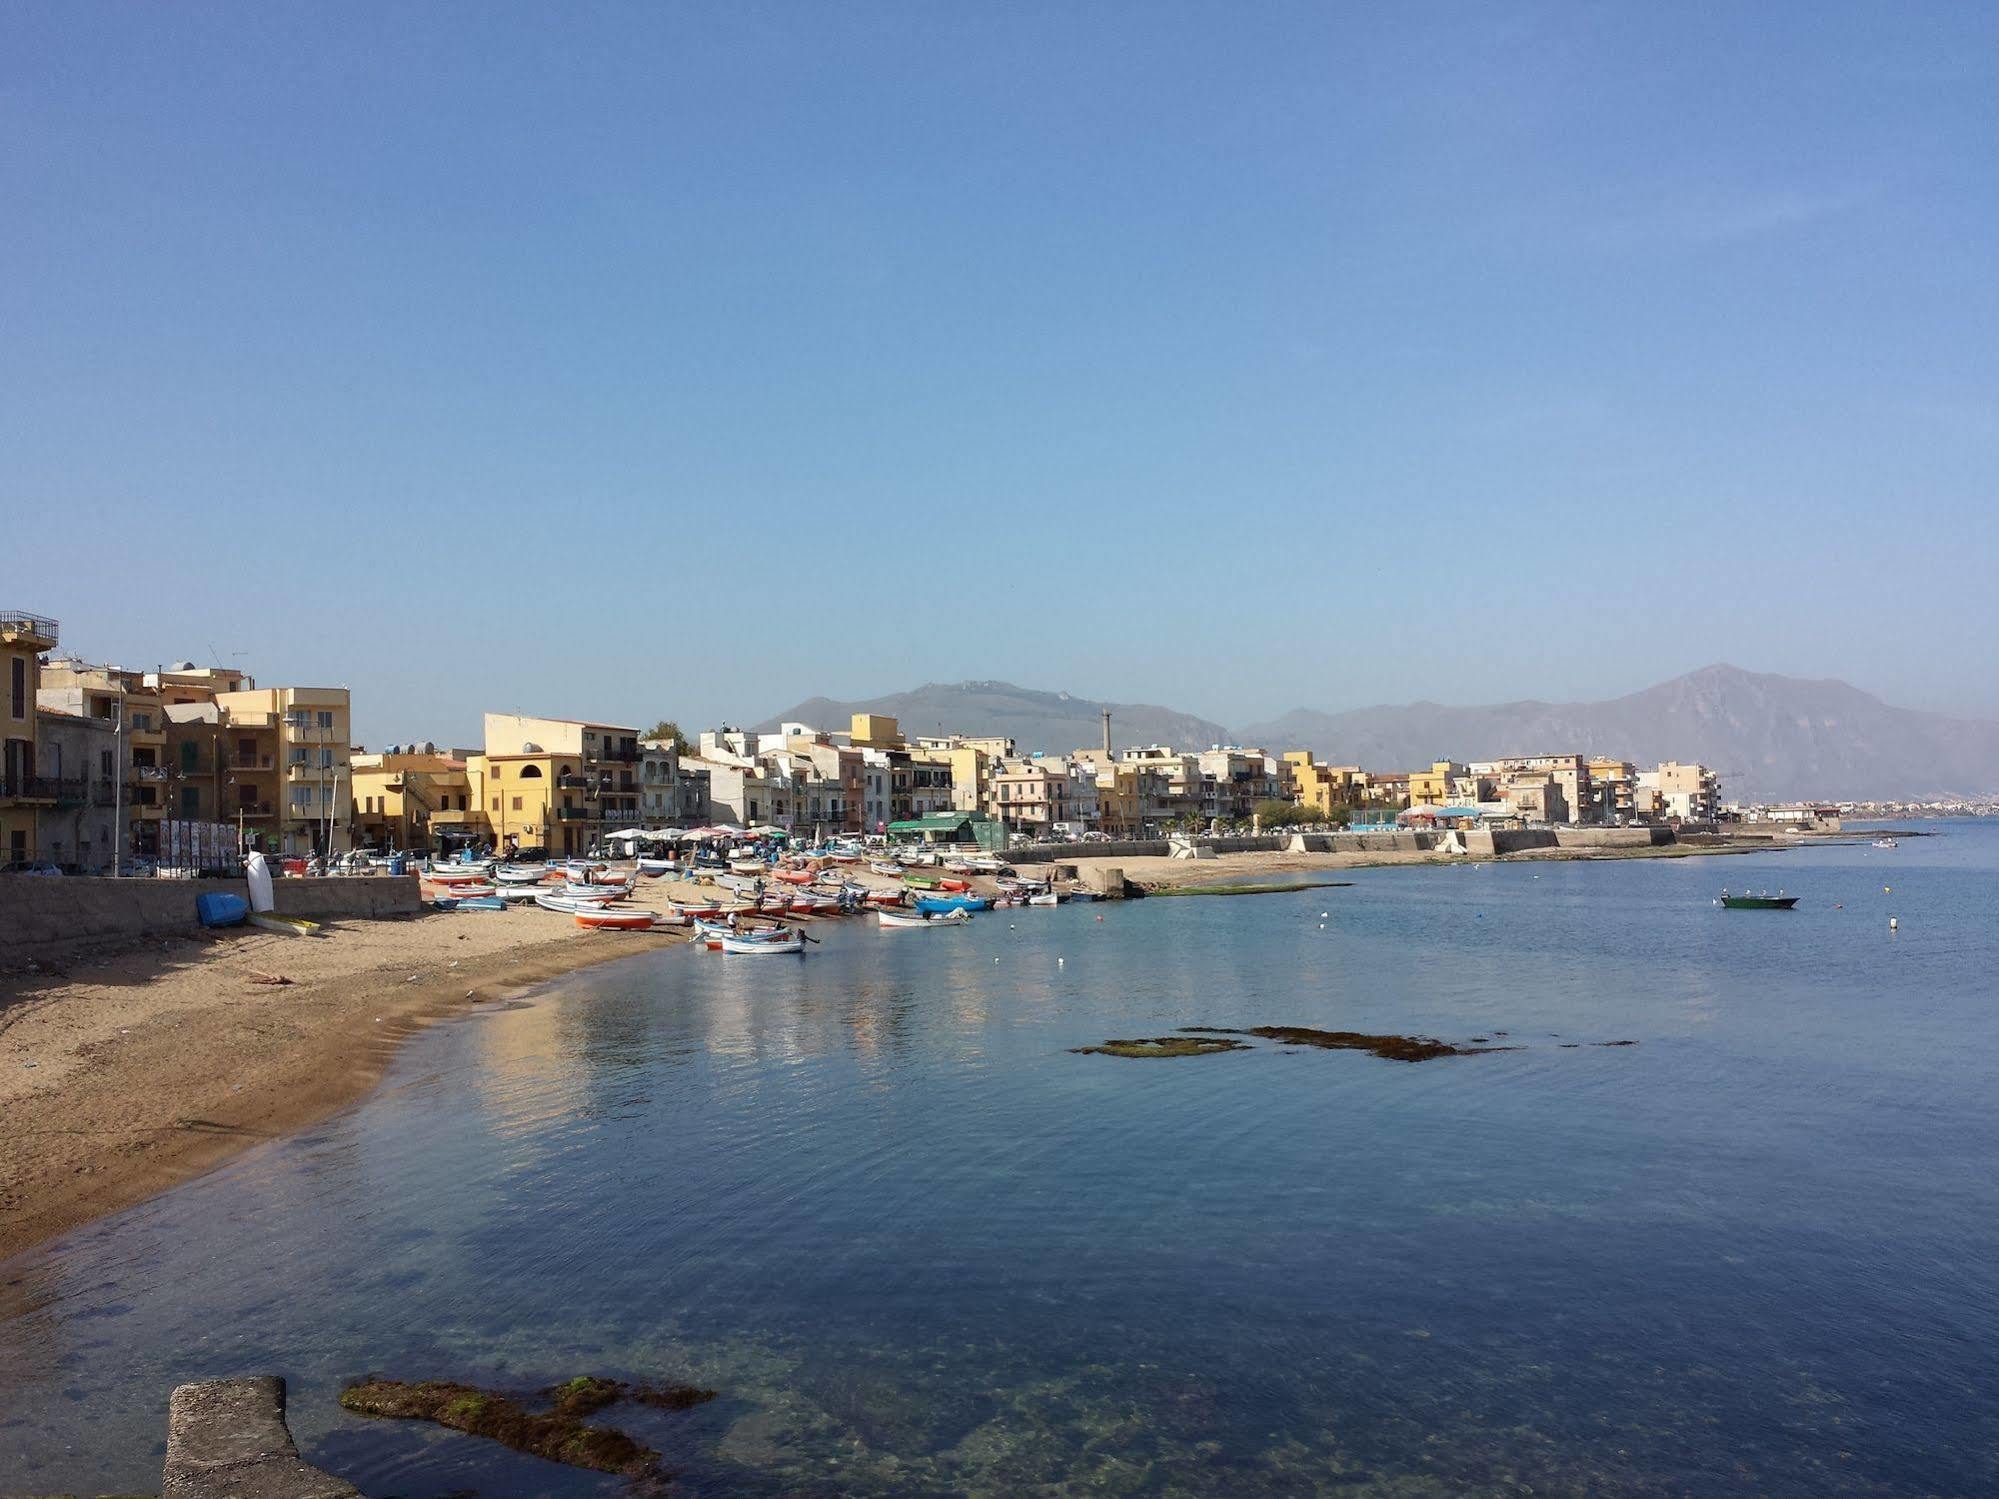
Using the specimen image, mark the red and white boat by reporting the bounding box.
[573,907,661,932]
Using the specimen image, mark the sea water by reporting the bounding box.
[3,822,1996,1496]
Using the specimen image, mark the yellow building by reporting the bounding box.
[1408,760,1467,807]
[214,686,355,856]
[352,750,477,852]
[475,713,640,857]
[2,610,60,864]
[1285,751,1362,818]
[849,713,904,750]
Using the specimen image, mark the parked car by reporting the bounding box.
[1,859,64,877]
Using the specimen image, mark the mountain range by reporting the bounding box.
[760,666,1999,803]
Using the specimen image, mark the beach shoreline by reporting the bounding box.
[0,836,1793,1265]
[0,903,685,1265]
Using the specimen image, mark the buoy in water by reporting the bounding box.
[1890,916,1899,930]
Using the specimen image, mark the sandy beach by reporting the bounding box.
[0,896,686,1264]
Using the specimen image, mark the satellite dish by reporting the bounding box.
[173,660,196,671]
[420,740,436,754]
[522,741,542,753]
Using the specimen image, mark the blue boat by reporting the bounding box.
[915,894,990,915]
[196,891,249,928]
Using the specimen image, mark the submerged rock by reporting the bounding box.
[340,1374,710,1477]
[1182,1026,1509,1063]
[1070,1035,1252,1059]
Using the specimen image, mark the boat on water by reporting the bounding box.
[1872,838,1899,850]
[573,907,661,931]
[1027,892,1060,907]
[914,894,990,914]
[879,908,970,928]
[1719,891,1799,910]
[721,932,805,955]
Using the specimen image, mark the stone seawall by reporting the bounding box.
[0,874,423,961]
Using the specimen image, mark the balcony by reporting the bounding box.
[230,753,276,771]
[231,801,276,817]
[556,806,595,821]
[557,773,603,791]
[0,611,58,648]
[0,775,67,803]
[130,764,170,785]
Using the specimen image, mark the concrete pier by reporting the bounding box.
[162,1377,360,1499]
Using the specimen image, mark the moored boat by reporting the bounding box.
[879,908,969,928]
[1719,891,1799,910]
[914,894,989,914]
[721,932,805,954]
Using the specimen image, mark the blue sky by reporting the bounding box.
[6,3,1996,746]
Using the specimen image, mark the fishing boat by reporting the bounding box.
[721,932,805,955]
[437,894,507,912]
[668,900,723,919]
[936,878,972,893]
[573,907,661,932]
[714,872,762,896]
[426,867,492,886]
[729,857,767,875]
[1719,891,1799,910]
[558,883,630,903]
[914,894,989,915]
[773,868,814,885]
[902,872,943,891]
[868,860,901,877]
[1872,837,1899,850]
[1027,892,1060,907]
[489,865,548,885]
[866,889,908,908]
[879,908,969,929]
[535,891,622,914]
[492,883,545,902]
[636,857,677,876]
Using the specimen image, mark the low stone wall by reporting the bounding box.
[0,874,422,960]
[1012,840,1168,864]
[165,1375,360,1498]
[1553,826,1671,849]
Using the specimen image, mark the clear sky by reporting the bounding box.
[6,3,1996,747]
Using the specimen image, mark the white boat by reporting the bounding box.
[535,891,623,914]
[490,865,548,885]
[559,882,631,902]
[721,932,804,954]
[714,872,763,895]
[1028,892,1060,906]
[636,857,677,876]
[492,884,545,901]
[878,908,969,928]
[1872,837,1898,849]
[868,860,901,876]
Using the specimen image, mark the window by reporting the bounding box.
[8,657,22,719]
[317,711,334,729]
[181,787,200,815]
[318,749,333,768]
[491,797,500,811]
[103,749,115,777]
[511,796,522,811]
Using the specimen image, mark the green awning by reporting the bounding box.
[888,814,972,832]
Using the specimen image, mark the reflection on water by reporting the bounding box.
[4,824,1999,1496]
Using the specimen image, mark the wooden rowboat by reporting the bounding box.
[878,908,968,928]
[721,932,804,954]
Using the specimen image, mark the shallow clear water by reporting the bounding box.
[5,823,1998,1496]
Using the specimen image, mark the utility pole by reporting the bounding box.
[111,696,123,878]
[1101,707,1112,758]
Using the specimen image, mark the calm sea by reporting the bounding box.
[4,822,1997,1496]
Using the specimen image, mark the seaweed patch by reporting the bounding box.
[341,1374,715,1477]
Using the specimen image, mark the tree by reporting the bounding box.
[645,720,687,749]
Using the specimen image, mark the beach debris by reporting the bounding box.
[247,971,293,987]
[1071,1036,1252,1059]
[20,1060,37,1069]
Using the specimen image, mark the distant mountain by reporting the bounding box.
[1241,665,1999,803]
[756,680,1233,757]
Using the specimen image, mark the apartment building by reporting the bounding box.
[470,712,640,857]
[1285,752,1363,819]
[38,658,169,861]
[1655,761,1720,822]
[351,749,476,853]
[1,611,60,864]
[210,686,354,856]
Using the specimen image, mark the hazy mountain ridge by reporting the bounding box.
[1241,665,1999,803]
[760,667,1999,803]
[756,681,1233,756]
